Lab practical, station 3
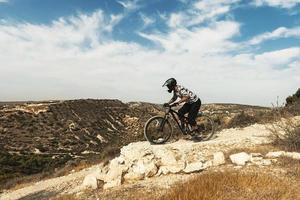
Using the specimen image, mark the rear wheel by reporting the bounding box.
[196,114,215,141]
[144,116,173,144]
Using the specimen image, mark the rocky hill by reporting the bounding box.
[0,99,162,186]
[0,99,271,189]
[1,116,299,200]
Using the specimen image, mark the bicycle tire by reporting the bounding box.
[196,114,215,141]
[144,116,173,144]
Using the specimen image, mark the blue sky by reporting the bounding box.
[0,0,300,106]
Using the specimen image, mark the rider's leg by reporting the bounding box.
[188,99,201,131]
[178,103,191,128]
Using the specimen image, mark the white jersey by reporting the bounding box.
[172,85,199,104]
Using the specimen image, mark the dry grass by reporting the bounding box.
[53,194,78,200]
[159,170,299,200]
[276,156,300,178]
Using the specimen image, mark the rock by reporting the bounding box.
[103,179,122,189]
[261,159,272,166]
[284,152,300,160]
[104,168,123,183]
[124,171,144,182]
[213,152,225,166]
[125,160,158,181]
[91,169,106,181]
[250,156,263,164]
[203,160,213,168]
[183,162,204,173]
[82,174,98,189]
[144,162,158,177]
[250,153,262,157]
[265,151,285,158]
[230,152,251,166]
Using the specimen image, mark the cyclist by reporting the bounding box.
[162,78,201,134]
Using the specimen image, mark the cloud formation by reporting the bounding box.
[248,26,300,45]
[0,1,299,106]
[254,0,300,8]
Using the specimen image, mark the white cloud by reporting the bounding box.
[117,0,140,11]
[254,47,300,66]
[166,0,241,28]
[139,13,155,28]
[0,0,8,3]
[248,26,300,45]
[0,9,299,106]
[139,20,240,53]
[254,0,300,8]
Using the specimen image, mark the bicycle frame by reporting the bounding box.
[163,106,190,134]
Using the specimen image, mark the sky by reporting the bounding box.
[0,0,299,106]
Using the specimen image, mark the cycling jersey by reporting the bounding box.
[171,85,199,104]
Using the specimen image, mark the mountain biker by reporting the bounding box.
[162,78,201,133]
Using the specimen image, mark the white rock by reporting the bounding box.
[261,159,272,166]
[213,152,225,166]
[265,151,285,158]
[230,152,251,166]
[144,162,158,177]
[284,152,300,160]
[183,162,204,173]
[82,174,98,189]
[117,156,125,164]
[104,167,123,183]
[123,171,144,182]
[128,160,157,178]
[103,179,122,189]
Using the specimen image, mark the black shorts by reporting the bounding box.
[178,99,201,126]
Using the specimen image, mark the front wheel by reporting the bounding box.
[144,116,173,144]
[196,114,215,141]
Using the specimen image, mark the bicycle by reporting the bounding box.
[144,104,215,144]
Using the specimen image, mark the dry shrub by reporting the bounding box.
[160,170,299,200]
[226,111,259,128]
[269,116,300,152]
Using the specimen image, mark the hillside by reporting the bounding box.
[0,99,272,189]
[1,116,299,200]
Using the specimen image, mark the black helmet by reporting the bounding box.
[162,78,177,93]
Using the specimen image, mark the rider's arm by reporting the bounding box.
[177,96,189,104]
[168,92,177,104]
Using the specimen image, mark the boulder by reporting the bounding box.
[183,162,204,173]
[82,174,98,189]
[125,160,158,180]
[213,152,225,166]
[230,152,251,166]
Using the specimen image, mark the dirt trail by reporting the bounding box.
[1,117,298,200]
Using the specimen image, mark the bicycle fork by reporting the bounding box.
[158,115,168,131]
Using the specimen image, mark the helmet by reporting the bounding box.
[162,78,177,93]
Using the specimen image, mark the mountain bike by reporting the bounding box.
[144,104,215,144]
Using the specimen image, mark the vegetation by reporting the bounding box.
[270,117,300,152]
[159,170,299,200]
[285,88,300,114]
[0,152,71,190]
